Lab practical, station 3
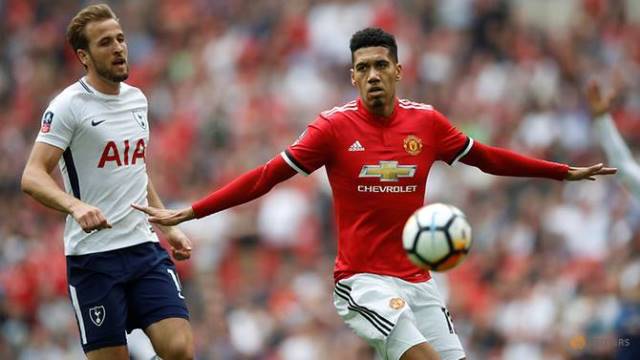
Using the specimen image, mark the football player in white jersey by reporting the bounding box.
[21,4,194,360]
[586,81,640,360]
[586,81,640,199]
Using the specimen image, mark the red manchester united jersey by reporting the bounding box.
[282,98,472,283]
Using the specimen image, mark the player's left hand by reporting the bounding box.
[131,204,195,226]
[164,227,192,261]
[565,163,617,181]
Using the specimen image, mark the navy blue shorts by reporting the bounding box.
[66,242,190,353]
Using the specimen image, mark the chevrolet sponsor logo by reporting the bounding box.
[357,185,418,193]
[359,161,417,182]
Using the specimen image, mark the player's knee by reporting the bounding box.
[156,333,194,360]
[399,342,441,360]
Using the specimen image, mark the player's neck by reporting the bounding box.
[365,100,395,118]
[85,73,120,95]
[379,104,395,117]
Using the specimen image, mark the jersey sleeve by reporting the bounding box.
[281,116,334,176]
[35,97,76,150]
[191,154,297,218]
[432,110,473,165]
[595,113,640,198]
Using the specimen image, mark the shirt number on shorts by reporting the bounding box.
[441,307,455,334]
[167,268,185,299]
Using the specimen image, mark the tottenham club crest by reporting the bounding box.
[89,305,106,327]
[403,135,423,156]
[132,110,146,129]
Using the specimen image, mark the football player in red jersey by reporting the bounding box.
[134,28,615,360]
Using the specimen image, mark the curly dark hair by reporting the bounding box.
[349,27,398,63]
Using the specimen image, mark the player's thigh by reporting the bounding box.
[387,313,439,360]
[126,245,190,331]
[399,344,440,360]
[333,274,414,357]
[410,281,465,360]
[67,255,129,354]
[144,317,193,358]
[86,345,129,360]
[126,251,191,356]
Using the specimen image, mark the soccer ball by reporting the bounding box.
[402,203,472,271]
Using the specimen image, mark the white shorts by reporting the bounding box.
[333,273,465,360]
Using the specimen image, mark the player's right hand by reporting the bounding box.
[69,202,112,233]
[164,227,193,261]
[565,163,617,181]
[131,204,195,226]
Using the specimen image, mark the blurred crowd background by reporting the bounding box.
[1,0,640,359]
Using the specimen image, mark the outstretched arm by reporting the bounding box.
[593,114,640,195]
[459,141,615,181]
[587,81,640,196]
[433,109,613,181]
[133,154,297,225]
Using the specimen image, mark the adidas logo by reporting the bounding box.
[348,140,365,152]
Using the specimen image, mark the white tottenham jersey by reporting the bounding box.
[36,78,159,255]
[595,113,640,199]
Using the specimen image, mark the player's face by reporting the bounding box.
[79,19,128,83]
[351,47,402,116]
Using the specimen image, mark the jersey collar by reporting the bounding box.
[80,76,123,100]
[357,97,399,126]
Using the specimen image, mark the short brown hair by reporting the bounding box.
[66,4,118,51]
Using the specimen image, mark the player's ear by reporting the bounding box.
[395,63,402,81]
[77,49,89,67]
[350,68,356,87]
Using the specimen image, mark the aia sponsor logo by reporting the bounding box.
[98,138,146,168]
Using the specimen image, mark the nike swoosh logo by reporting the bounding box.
[91,119,106,126]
